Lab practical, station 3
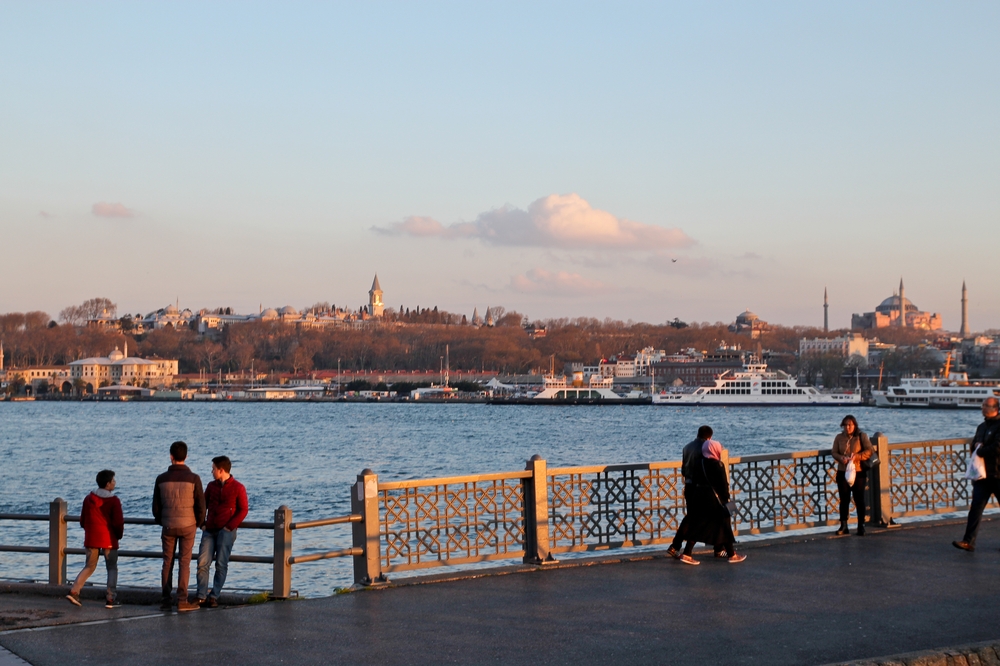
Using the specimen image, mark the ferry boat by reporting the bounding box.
[651,363,860,406]
[489,371,649,405]
[872,373,1000,408]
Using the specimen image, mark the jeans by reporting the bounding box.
[69,547,118,601]
[836,470,868,525]
[962,478,1000,546]
[197,528,237,600]
[161,527,197,601]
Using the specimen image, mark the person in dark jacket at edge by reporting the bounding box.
[153,441,205,612]
[954,397,1000,552]
[195,455,249,608]
[667,425,716,565]
[66,469,124,608]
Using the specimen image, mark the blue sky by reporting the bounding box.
[2,2,998,330]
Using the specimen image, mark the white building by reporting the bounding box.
[799,334,869,366]
[69,347,179,392]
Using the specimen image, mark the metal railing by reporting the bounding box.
[0,502,365,599]
[3,437,998,595]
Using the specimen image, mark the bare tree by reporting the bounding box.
[59,298,117,325]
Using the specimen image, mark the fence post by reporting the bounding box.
[272,506,292,599]
[871,432,896,527]
[49,498,67,586]
[522,455,555,565]
[351,468,385,586]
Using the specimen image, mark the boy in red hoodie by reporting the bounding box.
[66,470,125,608]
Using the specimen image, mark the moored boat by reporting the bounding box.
[652,363,860,406]
[872,373,1000,408]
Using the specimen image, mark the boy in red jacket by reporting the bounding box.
[66,470,125,608]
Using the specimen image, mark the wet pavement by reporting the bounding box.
[1,517,998,665]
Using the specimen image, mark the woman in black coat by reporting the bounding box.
[676,440,746,564]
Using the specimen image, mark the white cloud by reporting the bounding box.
[91,202,136,218]
[374,193,693,251]
[510,268,605,295]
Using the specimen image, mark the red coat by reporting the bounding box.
[80,491,124,549]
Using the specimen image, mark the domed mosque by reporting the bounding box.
[851,278,942,330]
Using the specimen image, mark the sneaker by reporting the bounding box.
[177,600,200,612]
[728,553,747,564]
[714,550,730,559]
[666,546,682,560]
[835,525,849,536]
[160,599,174,611]
[952,540,974,552]
[204,597,218,609]
[65,593,82,607]
[678,554,700,566]
[105,599,122,609]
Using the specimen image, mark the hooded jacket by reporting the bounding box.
[80,489,124,549]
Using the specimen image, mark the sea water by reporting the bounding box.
[0,402,979,596]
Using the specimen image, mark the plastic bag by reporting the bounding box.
[844,460,857,486]
[965,445,987,481]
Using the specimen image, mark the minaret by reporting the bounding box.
[0,339,4,371]
[961,281,970,338]
[823,288,829,333]
[898,278,906,327]
[368,274,384,317]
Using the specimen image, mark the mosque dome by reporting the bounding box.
[736,310,759,324]
[165,304,178,314]
[108,347,125,361]
[876,295,916,314]
[260,308,279,318]
[279,306,299,316]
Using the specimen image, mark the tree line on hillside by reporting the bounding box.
[0,300,947,383]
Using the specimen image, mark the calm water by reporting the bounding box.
[0,402,980,597]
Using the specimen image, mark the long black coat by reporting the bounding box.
[683,458,736,547]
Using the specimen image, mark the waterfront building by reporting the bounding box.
[69,346,178,392]
[799,334,869,366]
[851,279,943,331]
[3,366,72,394]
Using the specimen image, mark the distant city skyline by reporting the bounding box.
[2,3,997,329]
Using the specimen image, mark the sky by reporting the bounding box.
[1,2,998,330]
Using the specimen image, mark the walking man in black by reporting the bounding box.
[667,425,713,565]
[953,397,1000,552]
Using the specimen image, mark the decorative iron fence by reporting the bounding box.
[888,438,974,517]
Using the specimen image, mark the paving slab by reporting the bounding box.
[2,519,999,666]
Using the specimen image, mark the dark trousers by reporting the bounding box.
[962,478,1000,546]
[836,470,868,525]
[161,527,197,601]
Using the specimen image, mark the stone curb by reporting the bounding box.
[824,639,1000,666]
[0,582,254,606]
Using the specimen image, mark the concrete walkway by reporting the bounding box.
[2,518,999,665]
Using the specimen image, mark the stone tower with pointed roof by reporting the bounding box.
[369,274,384,317]
[823,287,829,333]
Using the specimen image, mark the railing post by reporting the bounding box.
[49,498,67,586]
[871,432,896,527]
[522,454,555,565]
[351,468,385,586]
[272,505,292,599]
